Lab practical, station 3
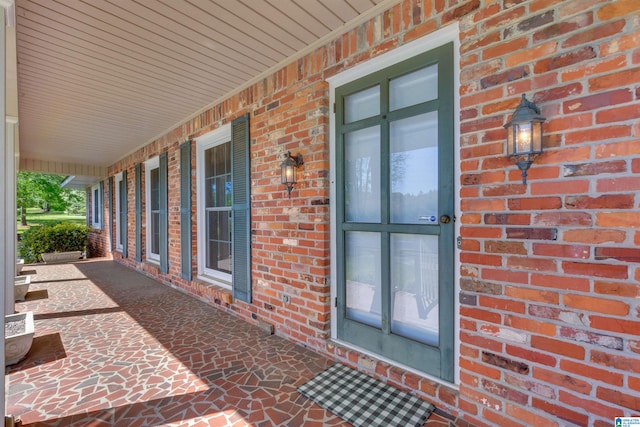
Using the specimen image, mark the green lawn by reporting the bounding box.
[17,208,86,235]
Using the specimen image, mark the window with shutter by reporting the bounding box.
[135,163,142,262]
[180,142,192,280]
[195,114,251,302]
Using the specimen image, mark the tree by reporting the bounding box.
[16,172,85,225]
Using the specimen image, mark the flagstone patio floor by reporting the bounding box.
[7,259,461,426]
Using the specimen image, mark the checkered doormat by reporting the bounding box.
[297,363,435,427]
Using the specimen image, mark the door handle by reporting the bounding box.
[439,215,451,224]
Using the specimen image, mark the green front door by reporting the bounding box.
[335,42,455,382]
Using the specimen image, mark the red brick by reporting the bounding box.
[482,408,528,427]
[590,316,640,335]
[563,20,626,48]
[505,286,559,304]
[565,126,631,145]
[506,344,557,367]
[565,194,634,209]
[505,403,559,427]
[533,11,593,43]
[484,213,530,225]
[505,315,556,336]
[594,280,640,298]
[563,294,629,316]
[596,211,640,227]
[534,46,597,73]
[596,104,640,124]
[459,358,502,380]
[562,261,628,279]
[482,268,529,285]
[591,349,640,374]
[506,41,557,68]
[461,331,503,353]
[532,243,590,259]
[531,336,585,360]
[560,360,623,386]
[484,240,526,255]
[508,197,562,210]
[479,296,525,314]
[562,55,627,82]
[589,67,640,91]
[595,140,640,159]
[559,390,619,419]
[461,307,502,325]
[596,386,640,411]
[595,246,640,262]
[507,257,557,273]
[563,229,626,244]
[597,0,640,20]
[532,212,592,226]
[532,397,589,426]
[506,227,558,241]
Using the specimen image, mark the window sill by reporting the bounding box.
[194,276,233,305]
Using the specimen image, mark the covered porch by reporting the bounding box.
[7,260,455,426]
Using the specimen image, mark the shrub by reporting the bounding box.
[19,222,89,263]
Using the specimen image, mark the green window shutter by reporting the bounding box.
[99,181,105,231]
[107,178,114,251]
[180,141,192,280]
[231,114,251,303]
[135,163,142,262]
[122,169,128,258]
[159,152,169,274]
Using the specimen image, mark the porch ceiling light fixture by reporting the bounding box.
[504,94,546,184]
[281,151,303,198]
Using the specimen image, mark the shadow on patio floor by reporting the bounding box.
[7,259,458,426]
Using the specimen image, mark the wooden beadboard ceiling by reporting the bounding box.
[15,0,388,172]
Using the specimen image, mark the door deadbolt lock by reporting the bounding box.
[439,215,451,224]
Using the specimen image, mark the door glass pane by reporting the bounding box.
[390,64,438,111]
[390,234,439,346]
[345,85,380,123]
[345,126,381,223]
[390,112,439,224]
[346,232,381,328]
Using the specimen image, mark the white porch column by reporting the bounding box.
[0,0,16,420]
[4,117,16,316]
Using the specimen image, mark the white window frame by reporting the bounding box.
[144,156,160,264]
[91,183,102,229]
[196,123,232,288]
[327,23,461,386]
[115,172,124,252]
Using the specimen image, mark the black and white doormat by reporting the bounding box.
[297,363,435,427]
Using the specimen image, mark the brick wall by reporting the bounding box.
[98,1,640,425]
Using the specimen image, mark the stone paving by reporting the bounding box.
[7,259,457,426]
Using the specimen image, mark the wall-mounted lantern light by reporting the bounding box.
[281,151,303,198]
[504,94,546,184]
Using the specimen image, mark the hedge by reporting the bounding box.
[19,222,89,263]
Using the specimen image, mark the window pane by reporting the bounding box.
[119,180,126,244]
[345,85,380,123]
[389,64,438,111]
[150,168,159,210]
[390,112,439,224]
[93,188,99,221]
[206,209,232,274]
[151,212,160,255]
[346,231,381,328]
[205,143,232,209]
[390,234,439,346]
[345,126,381,223]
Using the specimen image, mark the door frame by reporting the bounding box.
[328,22,461,385]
